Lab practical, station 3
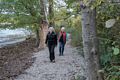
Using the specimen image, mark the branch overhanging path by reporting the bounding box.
[15,42,86,80]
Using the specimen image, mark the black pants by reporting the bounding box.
[48,44,55,61]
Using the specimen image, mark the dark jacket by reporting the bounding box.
[45,32,57,46]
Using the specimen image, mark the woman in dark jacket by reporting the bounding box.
[45,27,57,63]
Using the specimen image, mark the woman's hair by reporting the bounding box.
[49,27,55,32]
[61,27,65,31]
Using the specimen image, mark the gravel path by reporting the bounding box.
[15,44,86,80]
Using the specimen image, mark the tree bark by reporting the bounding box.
[39,23,48,49]
[49,0,54,26]
[35,26,40,47]
[90,8,104,80]
[81,1,104,80]
[39,0,48,49]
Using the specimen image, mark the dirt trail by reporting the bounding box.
[15,44,86,80]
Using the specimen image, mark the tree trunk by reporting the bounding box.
[49,0,54,26]
[39,0,48,49]
[39,26,45,49]
[35,27,40,47]
[81,8,97,80]
[81,2,104,80]
[39,24,48,49]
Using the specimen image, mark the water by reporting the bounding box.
[0,28,32,48]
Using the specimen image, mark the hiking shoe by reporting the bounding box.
[59,54,61,56]
[52,60,55,63]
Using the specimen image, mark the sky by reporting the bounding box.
[55,0,66,6]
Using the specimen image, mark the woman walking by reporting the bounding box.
[45,27,57,63]
[58,27,66,56]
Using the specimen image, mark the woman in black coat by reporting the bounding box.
[45,27,57,63]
